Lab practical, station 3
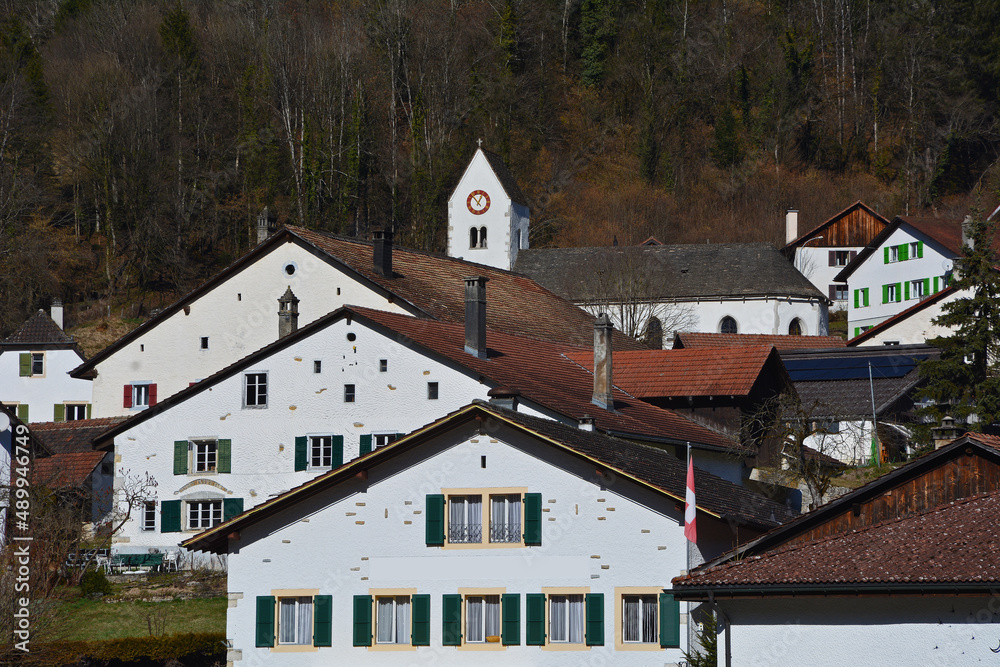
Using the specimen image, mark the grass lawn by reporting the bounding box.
[52,596,227,641]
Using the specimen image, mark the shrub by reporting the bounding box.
[79,569,113,597]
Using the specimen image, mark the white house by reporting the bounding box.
[835,215,965,338]
[515,243,830,346]
[446,147,530,271]
[94,290,753,561]
[673,432,1000,666]
[180,401,792,666]
[848,286,962,347]
[781,201,890,309]
[0,304,92,423]
[72,224,637,420]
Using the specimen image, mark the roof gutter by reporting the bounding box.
[672,582,1000,600]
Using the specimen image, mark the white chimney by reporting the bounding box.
[786,209,799,245]
[51,298,63,329]
[592,314,614,411]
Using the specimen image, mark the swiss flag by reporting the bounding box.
[684,450,697,543]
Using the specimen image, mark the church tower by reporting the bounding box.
[447,146,529,271]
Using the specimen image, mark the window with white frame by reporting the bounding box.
[465,595,500,643]
[886,284,898,302]
[244,372,267,407]
[622,594,657,644]
[278,596,314,645]
[889,246,899,262]
[376,595,410,644]
[911,279,925,299]
[132,383,150,408]
[833,250,850,266]
[549,594,585,643]
[448,495,482,544]
[489,494,521,543]
[141,501,156,531]
[187,499,222,530]
[31,352,43,376]
[193,440,217,473]
[310,436,332,468]
[65,404,88,421]
[373,433,400,449]
[910,242,920,258]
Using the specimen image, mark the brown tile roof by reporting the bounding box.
[481,150,528,205]
[673,491,1000,590]
[352,307,743,451]
[673,332,846,350]
[30,418,127,455]
[31,450,105,487]
[562,346,776,398]
[2,310,77,347]
[183,402,794,554]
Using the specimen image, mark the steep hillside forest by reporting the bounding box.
[0,0,998,335]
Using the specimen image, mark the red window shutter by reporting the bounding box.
[850,250,858,261]
[828,251,836,266]
[828,285,837,299]
[123,384,133,408]
[148,384,157,406]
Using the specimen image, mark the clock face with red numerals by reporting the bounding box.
[467,190,491,215]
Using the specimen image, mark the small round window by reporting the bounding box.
[788,317,803,336]
[347,332,357,342]
[720,316,738,335]
[284,262,297,276]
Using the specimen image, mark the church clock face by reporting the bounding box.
[467,190,491,215]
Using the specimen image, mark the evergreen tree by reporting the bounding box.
[919,211,1000,429]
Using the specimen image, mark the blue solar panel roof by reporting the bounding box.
[785,355,930,382]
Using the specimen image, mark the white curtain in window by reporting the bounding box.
[450,498,465,531]
[467,597,484,642]
[485,596,500,637]
[568,595,584,643]
[377,597,394,643]
[297,598,313,646]
[641,596,657,643]
[279,598,296,644]
[508,496,520,528]
[491,496,505,526]
[623,596,640,642]
[394,596,410,644]
[550,597,567,642]
[468,496,482,530]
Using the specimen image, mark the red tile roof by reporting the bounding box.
[352,307,743,451]
[30,418,127,454]
[31,450,105,487]
[562,347,776,398]
[673,332,846,350]
[1,310,78,347]
[674,491,1000,590]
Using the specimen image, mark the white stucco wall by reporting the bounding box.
[793,245,865,309]
[224,422,701,665]
[0,347,91,423]
[447,150,527,272]
[717,596,1000,666]
[801,420,875,466]
[848,226,954,335]
[89,242,414,419]
[855,289,963,347]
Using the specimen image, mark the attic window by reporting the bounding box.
[314,360,322,373]
[284,262,297,276]
[379,359,388,372]
[200,336,209,350]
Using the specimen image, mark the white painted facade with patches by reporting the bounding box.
[0,344,91,423]
[84,242,414,419]
[854,289,962,346]
[447,148,529,271]
[218,417,725,665]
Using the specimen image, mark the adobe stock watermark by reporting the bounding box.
[11,421,33,652]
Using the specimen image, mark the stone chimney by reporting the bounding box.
[464,276,489,359]
[487,387,520,411]
[785,209,799,245]
[592,314,614,410]
[962,215,974,251]
[578,415,595,431]
[50,298,63,330]
[373,228,393,278]
[278,286,299,338]
[257,208,275,244]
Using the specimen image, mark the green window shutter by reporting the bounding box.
[523,493,542,545]
[16,404,27,422]
[863,288,869,307]
[854,327,861,338]
[53,404,64,422]
[501,593,520,645]
[904,281,910,300]
[313,595,333,647]
[924,277,931,296]
[896,282,903,302]
[86,404,92,419]
[332,435,344,468]
[442,594,462,646]
[918,241,924,258]
[899,243,908,261]
[173,441,188,475]
[223,498,243,522]
[659,593,680,648]
[294,436,307,472]
[353,595,372,646]
[425,494,445,546]
[256,596,275,647]
[161,500,181,533]
[18,353,29,377]
[412,594,430,646]
[525,593,546,645]
[882,284,889,304]
[217,439,232,473]
[934,276,940,293]
[360,434,372,455]
[883,246,890,264]
[853,289,860,309]
[585,593,604,646]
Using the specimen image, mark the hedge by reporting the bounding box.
[17,632,226,666]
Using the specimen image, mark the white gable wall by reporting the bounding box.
[793,245,865,309]
[89,242,414,419]
[855,289,962,346]
[0,347,91,422]
[225,423,699,664]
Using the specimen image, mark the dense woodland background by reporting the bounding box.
[0,0,998,337]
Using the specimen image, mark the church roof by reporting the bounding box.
[481,150,528,206]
